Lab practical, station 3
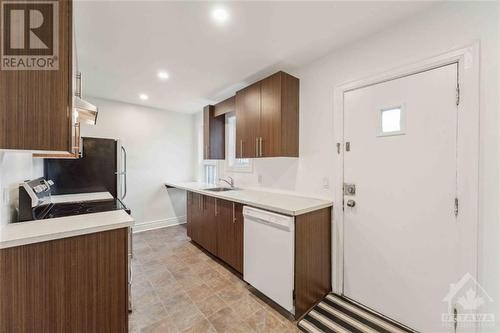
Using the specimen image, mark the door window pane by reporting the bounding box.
[379,106,405,136]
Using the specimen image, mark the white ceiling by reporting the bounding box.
[74,1,437,113]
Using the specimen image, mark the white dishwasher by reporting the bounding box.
[243,206,295,314]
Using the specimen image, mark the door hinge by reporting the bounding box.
[453,307,458,332]
[454,198,459,217]
[345,142,351,152]
[456,84,460,106]
[336,143,341,154]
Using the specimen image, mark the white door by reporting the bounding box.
[343,63,473,332]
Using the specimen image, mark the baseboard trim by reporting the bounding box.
[133,216,186,233]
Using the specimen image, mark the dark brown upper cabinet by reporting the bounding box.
[0,0,73,152]
[236,71,299,158]
[214,96,235,117]
[203,105,225,160]
[235,82,260,158]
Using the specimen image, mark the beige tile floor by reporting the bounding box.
[130,225,301,333]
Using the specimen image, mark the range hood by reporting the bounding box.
[74,72,98,125]
[74,96,98,125]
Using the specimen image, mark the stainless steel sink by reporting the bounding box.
[203,187,237,192]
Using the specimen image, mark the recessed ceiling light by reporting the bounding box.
[157,71,169,81]
[211,7,229,25]
[139,94,149,101]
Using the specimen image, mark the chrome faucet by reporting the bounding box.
[219,176,235,188]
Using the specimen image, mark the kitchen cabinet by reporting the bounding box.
[186,191,193,238]
[186,193,243,273]
[214,96,235,117]
[188,192,203,245]
[235,82,260,158]
[0,0,73,152]
[1,0,96,157]
[187,192,217,256]
[203,105,225,160]
[236,71,299,158]
[200,196,218,255]
[31,2,97,159]
[295,207,331,317]
[216,199,243,273]
[0,228,129,332]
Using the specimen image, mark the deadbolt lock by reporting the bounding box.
[344,183,356,196]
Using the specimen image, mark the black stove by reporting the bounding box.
[36,199,129,220]
[17,177,131,222]
[25,198,129,221]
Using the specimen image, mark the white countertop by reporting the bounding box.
[50,191,114,204]
[0,210,134,249]
[165,182,333,216]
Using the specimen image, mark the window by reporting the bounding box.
[378,106,405,136]
[227,115,252,172]
[203,162,218,184]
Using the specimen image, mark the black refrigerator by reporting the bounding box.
[44,137,127,200]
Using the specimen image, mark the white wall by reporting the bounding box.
[199,1,500,328]
[0,152,43,225]
[193,112,206,182]
[82,97,195,231]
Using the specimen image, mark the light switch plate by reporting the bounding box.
[322,177,330,190]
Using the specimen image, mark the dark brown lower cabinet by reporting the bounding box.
[186,191,193,238]
[200,196,218,255]
[187,192,217,256]
[216,199,243,274]
[185,191,331,318]
[186,193,243,273]
[294,207,332,318]
[0,228,129,333]
[233,203,244,273]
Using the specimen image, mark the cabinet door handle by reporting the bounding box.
[215,198,218,216]
[259,137,263,157]
[75,72,82,98]
[240,140,243,158]
[232,203,236,224]
[256,137,259,157]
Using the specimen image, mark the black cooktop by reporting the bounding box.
[33,198,128,220]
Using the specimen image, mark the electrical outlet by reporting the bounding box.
[322,177,330,190]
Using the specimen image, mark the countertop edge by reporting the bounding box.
[165,182,333,216]
[0,211,134,250]
[0,221,132,250]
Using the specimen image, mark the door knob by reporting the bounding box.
[346,199,356,208]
